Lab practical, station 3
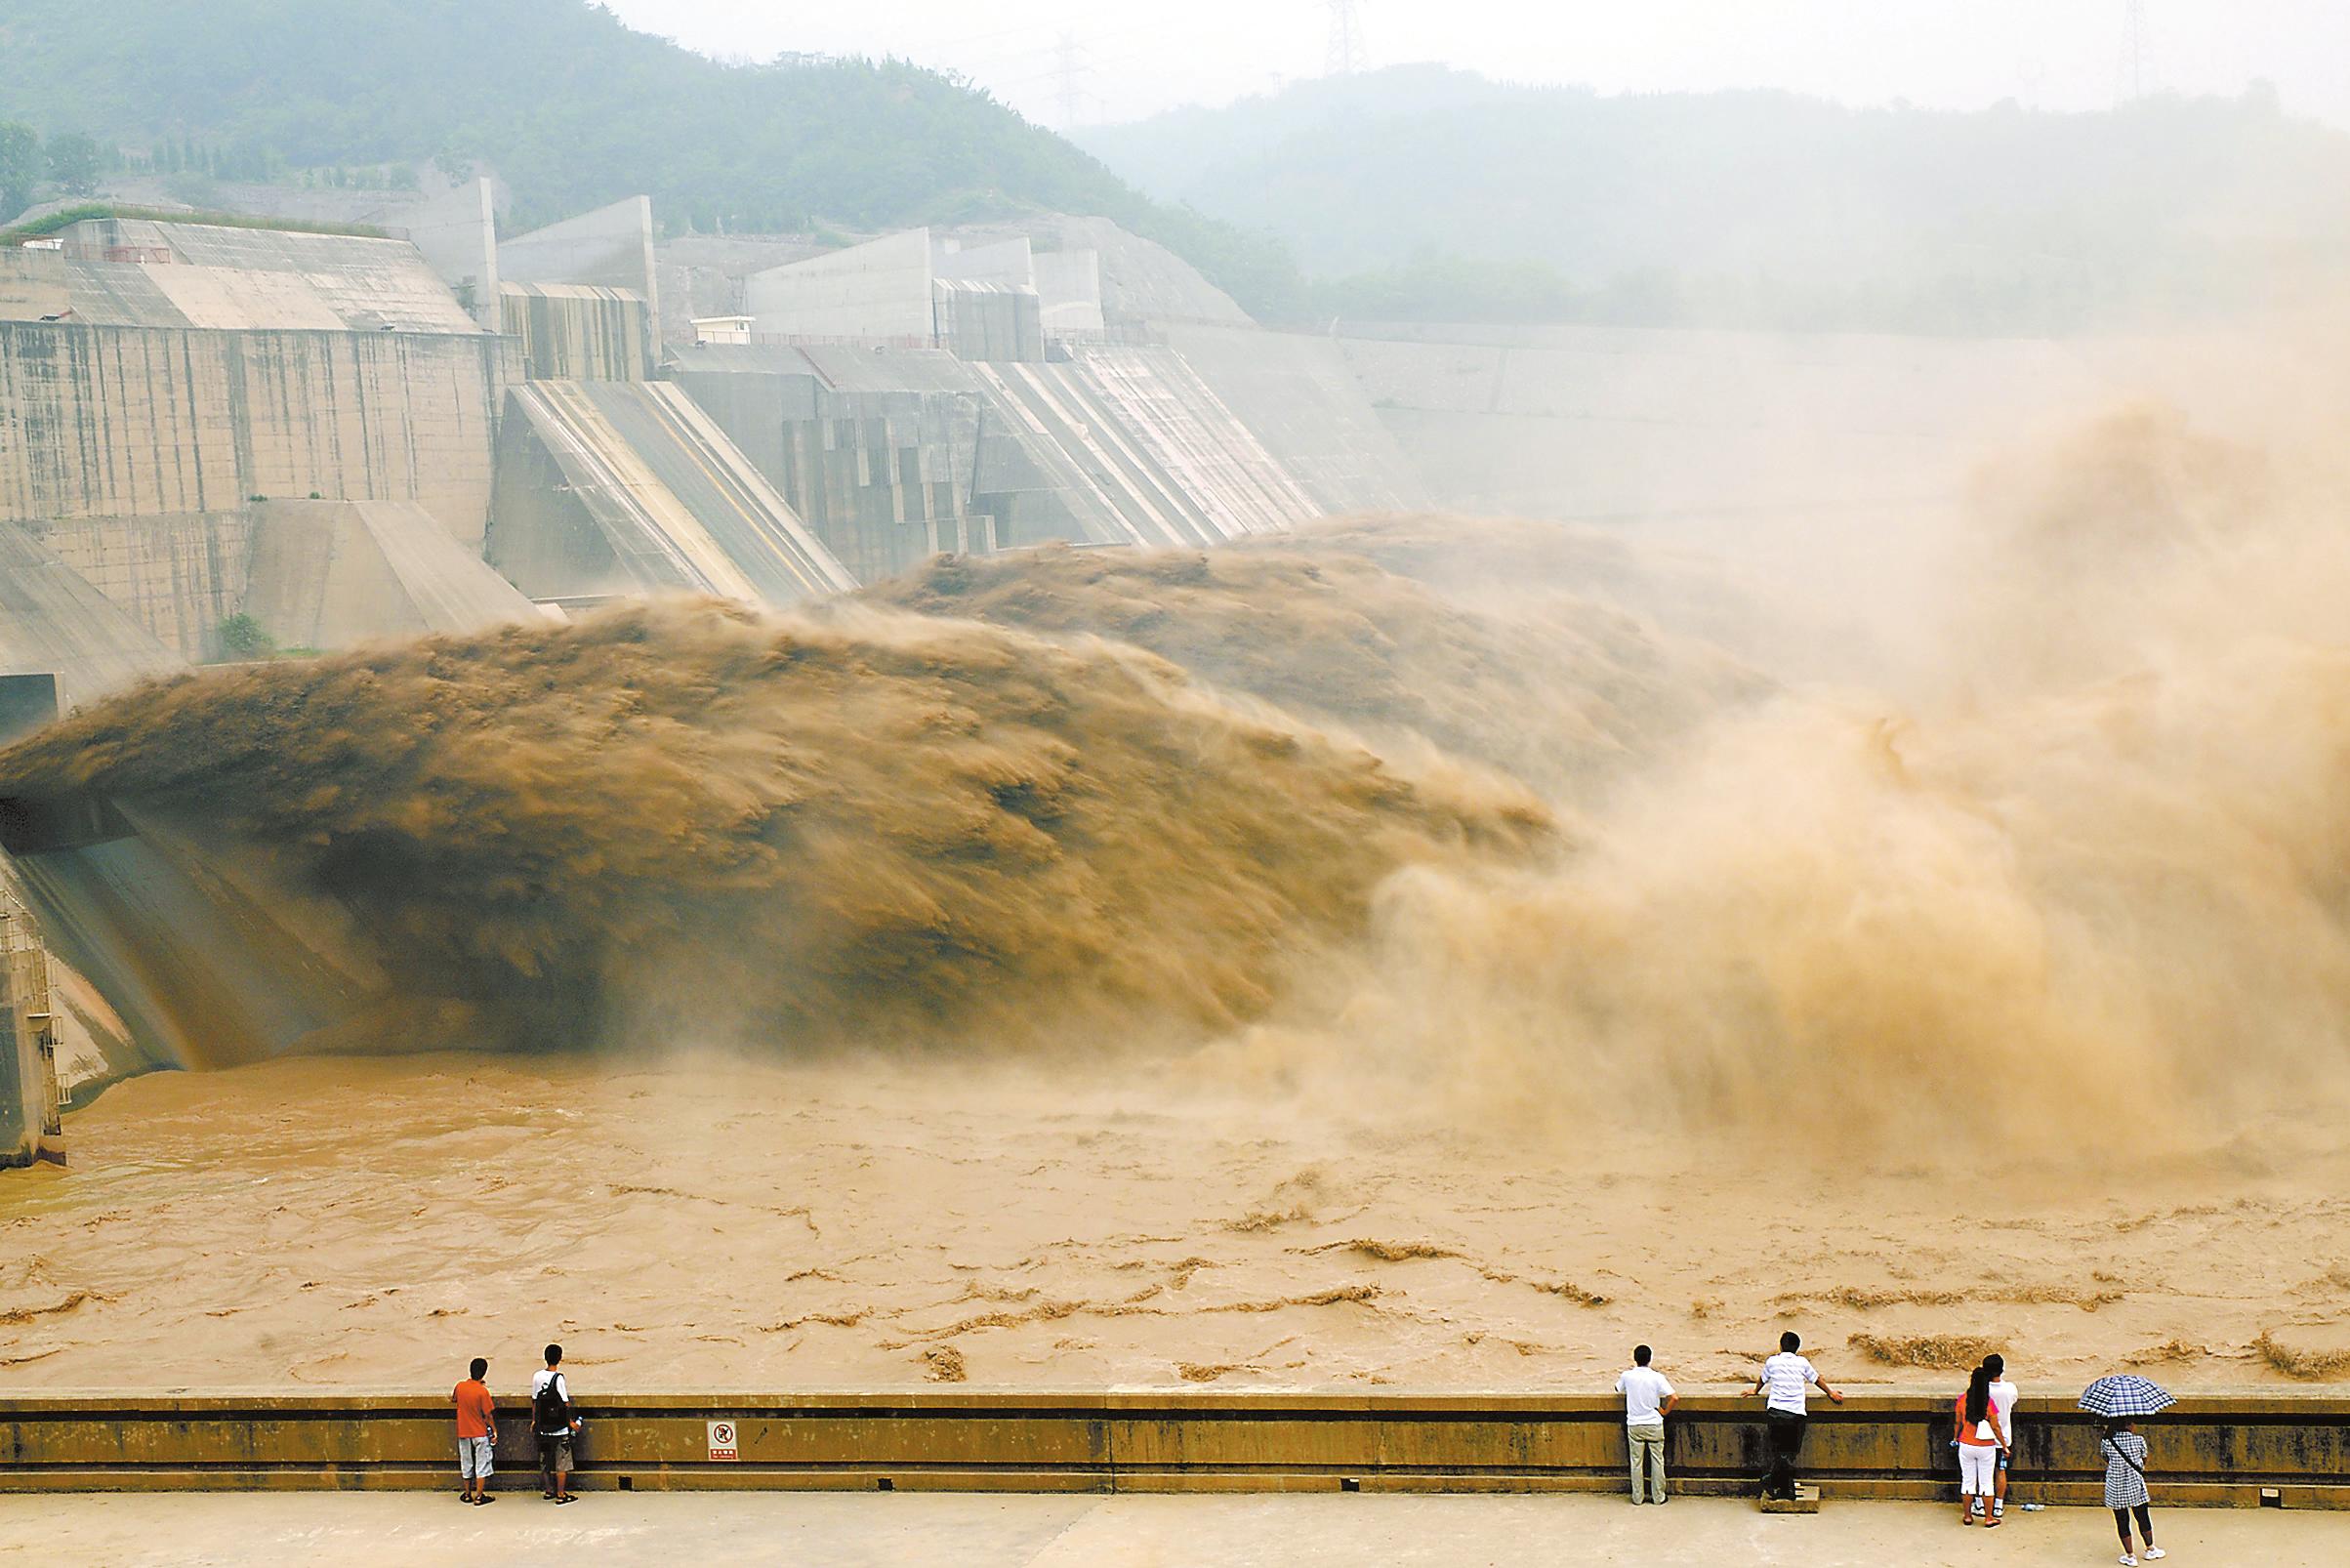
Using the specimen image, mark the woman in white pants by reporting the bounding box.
[1955,1364,2008,1525]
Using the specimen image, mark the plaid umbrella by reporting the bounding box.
[2080,1375,2176,1419]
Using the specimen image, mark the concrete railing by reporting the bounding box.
[4,1391,2346,1504]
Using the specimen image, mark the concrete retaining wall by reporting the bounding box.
[1034,251,1105,337]
[0,325,513,548]
[656,235,830,349]
[242,500,538,651]
[0,1393,2342,1504]
[0,250,69,322]
[19,498,529,667]
[498,197,660,333]
[0,525,185,699]
[500,285,651,382]
[933,282,1044,363]
[34,511,252,662]
[747,229,934,343]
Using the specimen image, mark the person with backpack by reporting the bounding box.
[451,1356,497,1505]
[2103,1418,2164,1564]
[531,1342,583,1504]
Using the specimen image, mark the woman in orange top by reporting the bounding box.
[1956,1362,2009,1525]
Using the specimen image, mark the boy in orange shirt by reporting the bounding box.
[453,1357,498,1504]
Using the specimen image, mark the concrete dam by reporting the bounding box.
[0,194,2268,1151]
[1,194,2204,1143]
[0,200,1423,1135]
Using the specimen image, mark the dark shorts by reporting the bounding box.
[537,1434,573,1475]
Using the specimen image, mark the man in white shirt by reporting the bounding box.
[1984,1352,2019,1518]
[530,1342,584,1504]
[1615,1343,1678,1504]
[1746,1331,1844,1501]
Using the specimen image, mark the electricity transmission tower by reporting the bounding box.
[1326,0,1367,77]
[2118,0,2149,103]
[1051,32,1091,131]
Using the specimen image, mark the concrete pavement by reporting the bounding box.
[1,1492,2345,1567]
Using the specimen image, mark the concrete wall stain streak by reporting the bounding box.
[1,324,513,547]
[38,513,253,661]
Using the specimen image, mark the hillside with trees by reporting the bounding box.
[0,0,1302,318]
[1082,64,2350,334]
[16,6,2340,337]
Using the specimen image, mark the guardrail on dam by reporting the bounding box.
[3,1392,2344,1506]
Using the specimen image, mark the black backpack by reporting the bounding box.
[533,1374,570,1434]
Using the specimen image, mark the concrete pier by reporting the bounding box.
[0,892,62,1169]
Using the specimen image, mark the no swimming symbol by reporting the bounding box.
[708,1421,738,1461]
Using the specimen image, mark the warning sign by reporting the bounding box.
[707,1421,738,1462]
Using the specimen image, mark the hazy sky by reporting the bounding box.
[602,1,2350,132]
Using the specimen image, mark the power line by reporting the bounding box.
[956,13,1199,79]
[913,14,1083,55]
[1325,0,1366,77]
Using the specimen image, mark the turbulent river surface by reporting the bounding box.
[7,1051,2349,1390]
[8,399,2350,1390]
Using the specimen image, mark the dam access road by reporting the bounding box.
[0,1492,2343,1567]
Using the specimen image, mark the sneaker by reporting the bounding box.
[2144,1551,2165,1561]
[2121,1554,2137,1566]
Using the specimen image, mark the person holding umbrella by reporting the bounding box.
[2081,1375,2172,1565]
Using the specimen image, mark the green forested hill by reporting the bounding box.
[18,4,2336,336]
[0,0,1301,314]
[1081,64,2350,333]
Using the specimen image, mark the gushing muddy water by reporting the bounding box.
[6,397,2350,1388]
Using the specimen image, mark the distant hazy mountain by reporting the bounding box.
[0,0,1299,315]
[1081,65,2350,332]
